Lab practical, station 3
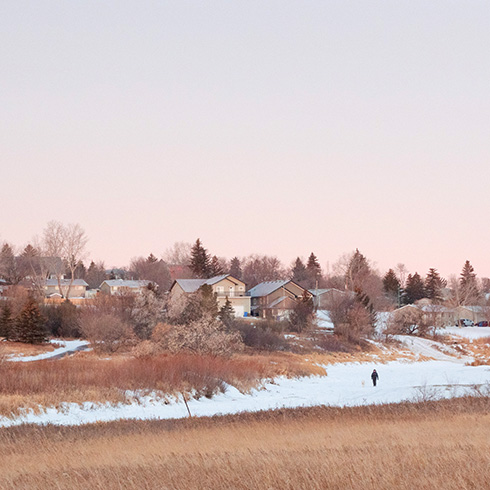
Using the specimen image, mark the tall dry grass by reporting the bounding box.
[0,397,488,489]
[0,352,323,416]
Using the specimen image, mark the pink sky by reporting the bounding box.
[1,2,490,279]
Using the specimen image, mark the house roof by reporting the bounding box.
[248,280,291,297]
[45,279,88,287]
[459,305,484,313]
[308,288,346,296]
[175,274,238,293]
[102,279,151,288]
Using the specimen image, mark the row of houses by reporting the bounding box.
[42,278,152,299]
[394,303,488,326]
[169,274,338,319]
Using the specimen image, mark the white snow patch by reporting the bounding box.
[316,310,334,330]
[394,335,469,363]
[441,327,490,340]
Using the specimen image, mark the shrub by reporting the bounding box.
[79,312,135,353]
[155,316,243,356]
[385,308,432,337]
[132,340,162,359]
[42,300,80,337]
[315,334,352,353]
[234,322,288,351]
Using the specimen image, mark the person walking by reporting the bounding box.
[371,369,379,387]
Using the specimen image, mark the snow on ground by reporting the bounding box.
[8,339,90,362]
[440,326,490,340]
[375,311,392,334]
[1,358,489,427]
[394,335,470,363]
[316,310,334,330]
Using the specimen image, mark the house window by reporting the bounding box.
[216,286,224,294]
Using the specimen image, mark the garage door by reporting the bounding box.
[233,305,244,317]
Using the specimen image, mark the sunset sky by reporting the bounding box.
[1,1,490,279]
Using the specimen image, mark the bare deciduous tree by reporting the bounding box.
[41,221,88,298]
[163,241,192,266]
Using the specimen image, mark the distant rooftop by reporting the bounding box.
[175,274,233,293]
[248,280,291,297]
[102,279,151,288]
[45,279,88,287]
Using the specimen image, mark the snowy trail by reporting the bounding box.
[8,340,90,362]
[2,359,489,427]
[394,335,469,363]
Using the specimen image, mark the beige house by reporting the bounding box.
[44,278,88,299]
[455,306,487,324]
[170,274,251,317]
[100,279,152,295]
[249,280,309,319]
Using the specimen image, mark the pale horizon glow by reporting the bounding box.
[1,1,490,280]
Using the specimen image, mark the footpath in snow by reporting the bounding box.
[1,358,489,428]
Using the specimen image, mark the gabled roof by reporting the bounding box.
[102,279,151,288]
[248,280,298,297]
[45,279,88,287]
[174,274,240,293]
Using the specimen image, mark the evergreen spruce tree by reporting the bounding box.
[0,303,13,340]
[198,284,219,318]
[190,239,211,278]
[291,257,308,285]
[306,253,322,288]
[209,255,224,277]
[0,243,19,284]
[424,268,446,302]
[459,260,480,304]
[219,297,235,328]
[354,287,377,331]
[147,253,158,263]
[289,293,315,333]
[383,268,400,296]
[16,297,48,344]
[403,273,426,304]
[229,257,242,279]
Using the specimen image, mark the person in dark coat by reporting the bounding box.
[371,369,379,387]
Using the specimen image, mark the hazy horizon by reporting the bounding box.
[2,1,489,280]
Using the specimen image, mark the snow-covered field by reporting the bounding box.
[1,330,489,428]
[8,339,90,362]
[2,343,489,427]
[441,326,490,340]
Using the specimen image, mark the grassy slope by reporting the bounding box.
[0,397,489,489]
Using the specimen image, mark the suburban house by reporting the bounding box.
[170,274,251,318]
[455,305,487,324]
[44,278,89,299]
[309,288,352,309]
[99,279,152,295]
[248,280,310,319]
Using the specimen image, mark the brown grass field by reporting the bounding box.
[0,353,325,417]
[0,396,489,489]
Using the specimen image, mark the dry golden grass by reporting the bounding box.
[0,340,56,357]
[0,397,488,489]
[0,352,324,417]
